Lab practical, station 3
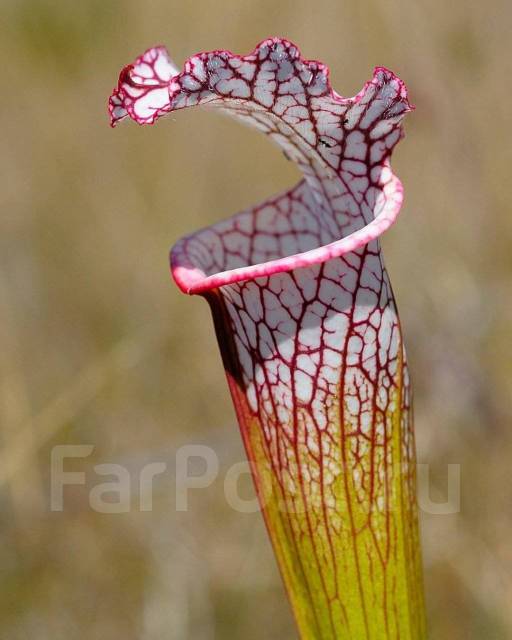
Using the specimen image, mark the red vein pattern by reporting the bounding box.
[110,38,426,639]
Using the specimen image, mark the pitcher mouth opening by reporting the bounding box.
[108,38,412,295]
[170,169,403,295]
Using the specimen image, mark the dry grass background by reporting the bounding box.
[1,0,511,638]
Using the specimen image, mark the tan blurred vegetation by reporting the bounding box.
[0,0,511,637]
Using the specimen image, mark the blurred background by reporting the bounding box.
[1,0,511,638]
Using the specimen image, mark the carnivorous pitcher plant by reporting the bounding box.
[109,37,426,639]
